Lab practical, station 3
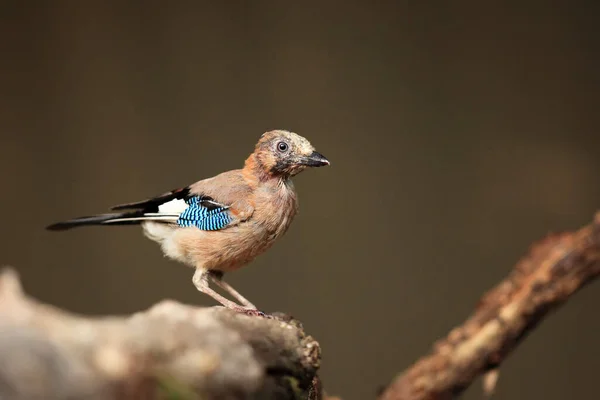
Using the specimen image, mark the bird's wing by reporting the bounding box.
[183,170,255,230]
[108,171,254,231]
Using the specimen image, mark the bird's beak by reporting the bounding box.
[302,151,330,167]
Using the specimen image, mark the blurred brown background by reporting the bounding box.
[1,2,599,399]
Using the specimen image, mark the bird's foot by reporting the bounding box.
[239,308,273,319]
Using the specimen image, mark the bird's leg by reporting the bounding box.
[192,268,248,311]
[208,270,257,310]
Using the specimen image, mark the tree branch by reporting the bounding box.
[0,271,322,400]
[379,212,600,400]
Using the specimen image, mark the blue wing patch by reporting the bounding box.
[177,196,232,231]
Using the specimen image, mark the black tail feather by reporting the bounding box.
[46,211,148,231]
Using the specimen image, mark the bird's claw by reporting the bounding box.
[242,309,273,318]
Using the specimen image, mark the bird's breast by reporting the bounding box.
[254,181,298,239]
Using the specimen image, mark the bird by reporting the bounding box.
[47,130,330,314]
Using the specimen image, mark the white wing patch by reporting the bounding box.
[158,198,189,214]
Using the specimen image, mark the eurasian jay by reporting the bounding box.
[47,130,330,313]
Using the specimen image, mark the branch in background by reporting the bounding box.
[0,270,322,400]
[379,212,600,400]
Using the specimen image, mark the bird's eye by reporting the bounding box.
[277,141,289,152]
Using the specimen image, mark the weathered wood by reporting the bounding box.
[0,270,321,400]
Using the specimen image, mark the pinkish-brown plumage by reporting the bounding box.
[47,130,329,313]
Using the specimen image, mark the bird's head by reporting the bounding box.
[250,130,330,178]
